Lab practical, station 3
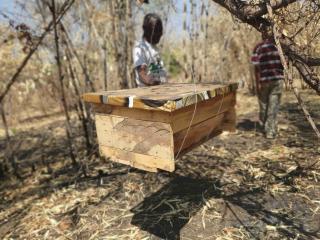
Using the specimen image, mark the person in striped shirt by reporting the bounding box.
[251,30,284,139]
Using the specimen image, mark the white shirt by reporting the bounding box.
[133,38,167,87]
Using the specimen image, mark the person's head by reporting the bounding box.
[143,13,163,45]
[260,25,273,40]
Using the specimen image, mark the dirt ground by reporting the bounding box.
[0,89,320,240]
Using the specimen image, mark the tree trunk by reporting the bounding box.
[109,0,127,89]
[182,0,188,80]
[51,0,77,166]
[203,2,209,82]
[103,40,108,90]
[0,104,20,179]
[60,23,95,92]
[125,0,134,88]
[65,47,92,152]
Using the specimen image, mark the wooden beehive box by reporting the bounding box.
[83,83,237,172]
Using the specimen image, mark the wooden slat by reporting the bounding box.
[100,146,158,172]
[82,94,100,104]
[93,104,172,123]
[173,113,225,155]
[100,145,174,172]
[171,92,236,133]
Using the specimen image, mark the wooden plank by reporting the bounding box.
[83,83,238,112]
[83,94,101,104]
[222,107,236,132]
[99,146,157,172]
[171,92,236,133]
[95,114,173,157]
[133,162,158,172]
[93,104,172,123]
[173,113,225,155]
[85,83,238,101]
[175,129,223,158]
[100,145,174,172]
[102,148,158,172]
[95,114,174,171]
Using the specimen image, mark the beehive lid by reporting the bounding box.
[83,83,238,112]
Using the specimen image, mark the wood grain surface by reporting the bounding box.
[95,114,174,171]
[83,83,238,112]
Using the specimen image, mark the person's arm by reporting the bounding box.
[254,65,261,94]
[136,65,161,86]
[251,46,261,94]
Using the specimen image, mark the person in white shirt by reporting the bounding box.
[133,13,167,87]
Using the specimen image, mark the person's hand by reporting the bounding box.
[149,78,161,85]
[148,73,162,85]
[138,65,153,85]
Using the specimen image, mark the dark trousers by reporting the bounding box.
[258,80,283,136]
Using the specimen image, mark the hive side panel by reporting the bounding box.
[221,107,236,132]
[95,114,175,172]
[173,113,225,156]
[221,93,237,132]
[171,92,236,133]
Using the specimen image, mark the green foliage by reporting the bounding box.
[162,51,183,78]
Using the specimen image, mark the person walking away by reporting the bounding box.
[251,30,284,139]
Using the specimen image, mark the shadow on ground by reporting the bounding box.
[131,176,222,239]
[281,101,320,146]
[131,173,320,240]
[237,119,262,132]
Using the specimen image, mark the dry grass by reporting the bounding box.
[0,89,319,240]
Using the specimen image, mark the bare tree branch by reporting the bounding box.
[267,3,320,138]
[290,53,320,67]
[0,0,75,105]
[212,0,297,22]
[292,59,320,93]
[210,0,320,94]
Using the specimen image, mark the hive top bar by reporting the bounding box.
[83,83,238,112]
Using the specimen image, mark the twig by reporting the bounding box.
[267,2,320,139]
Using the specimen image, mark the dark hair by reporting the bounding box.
[143,13,163,44]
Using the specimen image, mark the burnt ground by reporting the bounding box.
[0,89,319,240]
